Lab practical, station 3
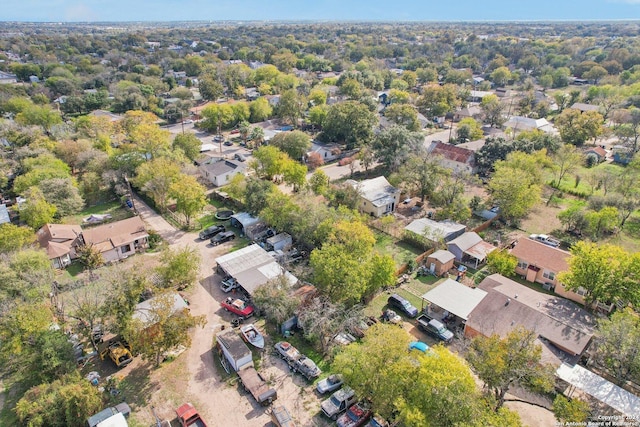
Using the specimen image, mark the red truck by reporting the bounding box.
[176,403,207,427]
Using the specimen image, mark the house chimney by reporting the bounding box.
[514,294,518,299]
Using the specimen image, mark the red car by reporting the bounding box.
[337,402,372,427]
[221,297,254,319]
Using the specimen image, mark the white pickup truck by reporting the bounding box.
[529,234,560,248]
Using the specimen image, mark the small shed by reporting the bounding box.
[425,250,456,276]
[265,233,292,252]
[230,212,264,239]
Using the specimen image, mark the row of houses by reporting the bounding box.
[37,216,149,269]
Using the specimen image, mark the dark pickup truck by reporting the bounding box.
[416,314,454,343]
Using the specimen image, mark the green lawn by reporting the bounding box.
[373,231,423,269]
[365,288,426,318]
[61,201,132,225]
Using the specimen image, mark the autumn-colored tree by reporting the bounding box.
[467,326,555,411]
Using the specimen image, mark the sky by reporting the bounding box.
[2,0,640,22]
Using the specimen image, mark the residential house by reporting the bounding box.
[494,87,511,97]
[404,218,466,244]
[306,141,342,163]
[503,116,556,134]
[468,90,493,102]
[427,141,476,174]
[584,146,607,163]
[132,292,189,328]
[465,274,595,366]
[0,71,17,84]
[346,176,400,218]
[244,87,260,101]
[454,105,482,122]
[425,250,456,276]
[80,216,148,263]
[37,224,82,269]
[215,244,298,296]
[446,232,496,268]
[570,103,601,114]
[510,237,586,306]
[199,158,246,187]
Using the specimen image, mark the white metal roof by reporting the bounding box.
[421,278,487,321]
[96,413,128,427]
[215,244,298,295]
[556,363,640,419]
[405,218,465,241]
[132,292,188,326]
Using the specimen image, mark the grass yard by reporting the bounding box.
[373,231,423,269]
[61,200,132,225]
[365,287,426,318]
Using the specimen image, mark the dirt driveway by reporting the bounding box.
[129,196,327,427]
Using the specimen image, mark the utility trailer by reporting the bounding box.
[216,329,277,406]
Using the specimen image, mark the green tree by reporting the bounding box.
[125,292,206,366]
[322,101,377,149]
[129,122,172,159]
[282,159,307,192]
[13,154,71,195]
[77,243,104,273]
[278,89,303,126]
[486,250,518,277]
[309,169,330,196]
[270,130,312,161]
[552,395,590,424]
[552,144,584,187]
[490,66,512,87]
[396,155,445,202]
[333,323,414,421]
[29,329,77,384]
[584,206,619,238]
[417,83,461,120]
[250,145,288,180]
[372,125,424,173]
[38,178,85,217]
[249,97,273,122]
[170,175,207,228]
[481,94,506,128]
[558,242,633,308]
[173,132,202,161]
[489,151,548,222]
[555,109,604,146]
[134,157,182,212]
[16,372,103,427]
[244,178,276,216]
[156,246,201,290]
[384,103,420,131]
[253,275,301,325]
[198,74,224,101]
[19,187,57,229]
[15,104,62,135]
[467,326,555,411]
[308,104,328,129]
[0,224,35,252]
[593,308,640,385]
[456,117,484,142]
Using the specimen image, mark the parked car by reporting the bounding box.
[234,153,246,162]
[337,402,372,427]
[213,135,224,142]
[274,341,322,380]
[220,277,239,293]
[529,233,561,248]
[317,374,344,394]
[199,224,225,240]
[220,297,254,319]
[416,314,454,343]
[223,140,233,146]
[211,231,235,246]
[387,294,418,318]
[380,309,402,324]
[321,387,357,420]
